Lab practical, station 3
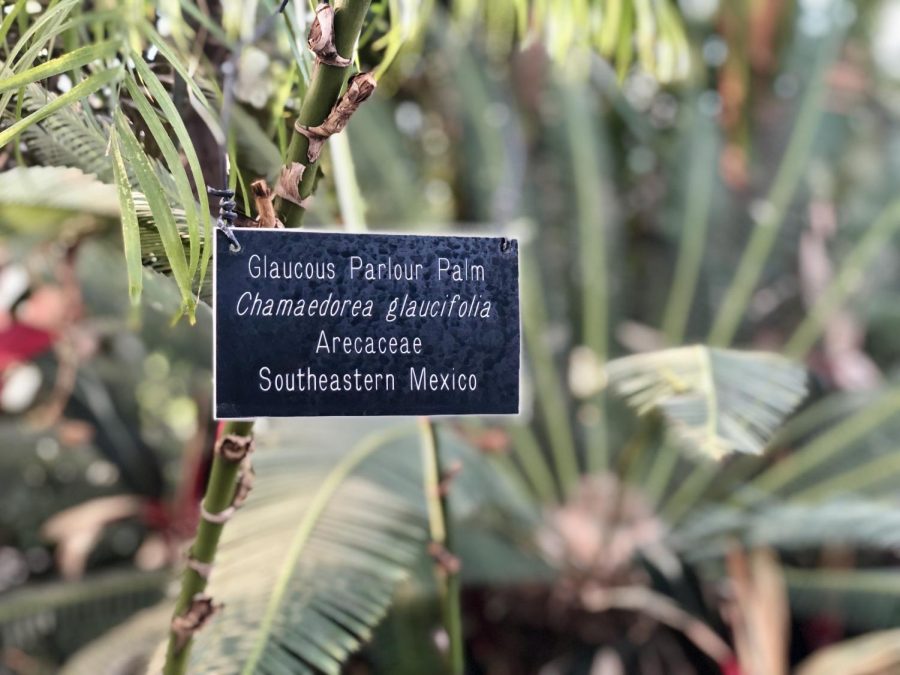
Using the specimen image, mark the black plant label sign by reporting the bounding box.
[214,229,520,418]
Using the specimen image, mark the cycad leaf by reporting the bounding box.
[20,84,115,181]
[188,421,429,674]
[60,603,171,675]
[0,165,119,230]
[675,499,900,559]
[0,569,167,660]
[604,346,808,458]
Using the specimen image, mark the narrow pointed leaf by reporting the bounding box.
[109,128,143,304]
[130,50,212,287]
[114,109,194,317]
[124,76,200,279]
[0,68,119,149]
[0,40,118,94]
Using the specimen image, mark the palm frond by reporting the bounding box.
[187,422,428,674]
[603,346,808,458]
[0,569,168,661]
[19,85,115,181]
[0,165,119,226]
[183,418,541,673]
[674,498,900,559]
[60,603,171,675]
[0,164,212,303]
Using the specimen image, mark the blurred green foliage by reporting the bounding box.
[4,0,900,674]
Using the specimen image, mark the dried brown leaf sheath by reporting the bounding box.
[295,72,377,163]
[232,458,255,509]
[308,3,351,67]
[274,162,309,208]
[214,433,253,463]
[428,542,461,575]
[251,179,282,228]
[171,594,221,652]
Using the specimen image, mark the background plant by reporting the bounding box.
[4,0,900,674]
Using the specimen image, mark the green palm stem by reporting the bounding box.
[661,107,717,345]
[418,417,464,675]
[164,419,253,675]
[273,0,373,228]
[165,3,374,670]
[563,77,609,475]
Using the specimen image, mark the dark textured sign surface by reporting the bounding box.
[214,229,519,418]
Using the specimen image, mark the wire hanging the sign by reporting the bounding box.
[208,0,292,253]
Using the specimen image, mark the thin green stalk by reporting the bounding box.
[785,567,900,595]
[521,240,580,498]
[274,0,373,227]
[784,198,900,358]
[330,131,368,231]
[165,2,374,669]
[790,449,900,503]
[660,461,718,524]
[563,77,609,474]
[510,425,561,504]
[661,108,717,344]
[164,420,253,675]
[708,31,840,347]
[419,418,464,675]
[642,441,680,507]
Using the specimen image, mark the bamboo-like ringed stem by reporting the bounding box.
[274,0,373,228]
[164,3,375,670]
[163,420,253,674]
[418,417,464,675]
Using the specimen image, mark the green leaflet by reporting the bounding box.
[0,0,79,113]
[130,49,213,292]
[109,128,143,304]
[0,67,119,149]
[138,21,222,141]
[0,569,168,661]
[0,0,30,50]
[0,39,118,95]
[113,108,195,321]
[123,76,201,282]
[186,423,424,674]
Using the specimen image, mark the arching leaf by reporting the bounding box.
[181,418,540,674]
[603,347,808,459]
[60,603,171,675]
[187,422,427,674]
[0,569,168,661]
